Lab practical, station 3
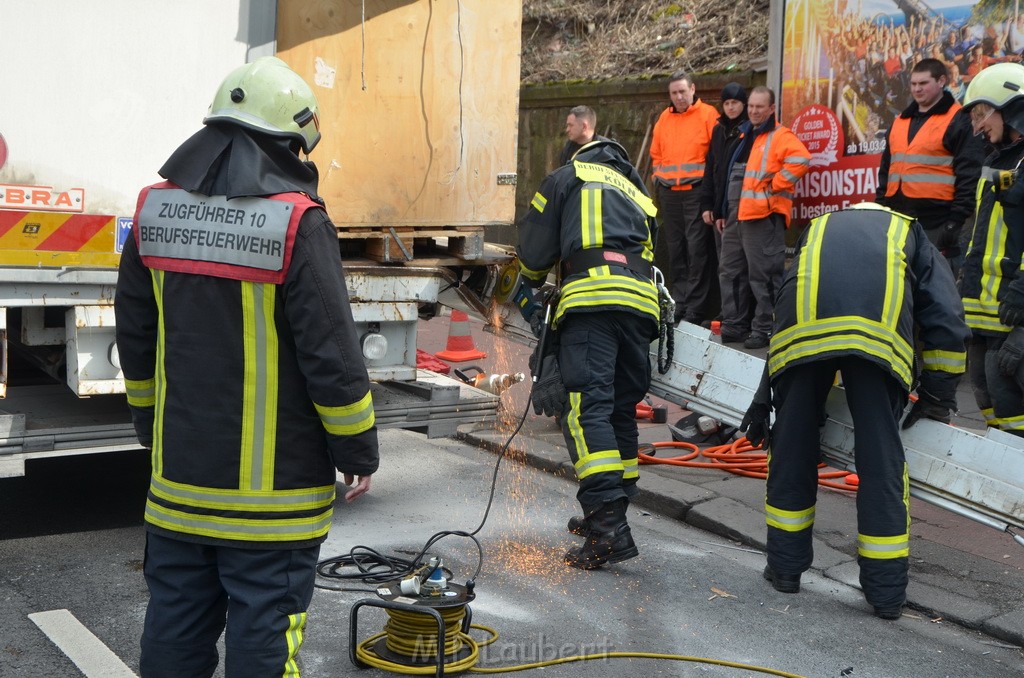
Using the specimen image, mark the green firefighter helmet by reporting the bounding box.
[204,56,321,153]
[963,62,1024,112]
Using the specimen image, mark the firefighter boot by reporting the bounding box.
[564,499,638,569]
[566,515,590,537]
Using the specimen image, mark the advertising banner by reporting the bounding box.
[781,0,1018,227]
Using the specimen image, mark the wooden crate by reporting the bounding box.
[276,0,521,231]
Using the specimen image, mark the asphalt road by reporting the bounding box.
[1,431,1022,678]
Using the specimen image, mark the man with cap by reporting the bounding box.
[650,70,721,325]
[700,82,751,327]
[116,56,379,676]
[959,62,1024,435]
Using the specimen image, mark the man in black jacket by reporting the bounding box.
[116,57,378,677]
[700,82,750,329]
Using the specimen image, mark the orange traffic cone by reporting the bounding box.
[435,309,487,362]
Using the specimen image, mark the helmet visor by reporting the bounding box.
[970,102,995,131]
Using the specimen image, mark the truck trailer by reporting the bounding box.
[0,0,523,477]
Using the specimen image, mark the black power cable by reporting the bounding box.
[316,319,544,593]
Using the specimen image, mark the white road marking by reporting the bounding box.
[28,609,138,678]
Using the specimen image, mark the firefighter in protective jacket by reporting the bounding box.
[517,139,660,569]
[115,57,378,677]
[959,62,1024,435]
[741,203,968,620]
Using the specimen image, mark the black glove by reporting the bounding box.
[936,221,962,250]
[999,280,1024,327]
[901,391,951,430]
[530,354,566,417]
[740,402,771,448]
[997,327,1024,377]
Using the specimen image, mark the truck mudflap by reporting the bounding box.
[648,323,1024,543]
[0,373,498,478]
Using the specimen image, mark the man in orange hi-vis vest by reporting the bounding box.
[876,58,984,275]
[718,86,810,350]
[650,70,721,326]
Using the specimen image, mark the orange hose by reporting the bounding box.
[639,437,858,492]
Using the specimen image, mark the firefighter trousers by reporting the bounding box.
[140,531,319,678]
[765,358,910,609]
[968,333,1024,435]
[557,311,654,515]
[659,185,720,322]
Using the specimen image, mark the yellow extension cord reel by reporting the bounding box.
[347,556,805,677]
[349,558,491,676]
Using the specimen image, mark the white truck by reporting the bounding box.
[0,0,524,477]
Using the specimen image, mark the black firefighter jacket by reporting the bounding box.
[115,188,378,549]
[516,140,661,333]
[769,204,968,407]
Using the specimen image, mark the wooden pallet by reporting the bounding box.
[335,225,485,263]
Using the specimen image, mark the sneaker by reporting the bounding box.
[873,605,903,620]
[744,332,770,349]
[762,565,800,593]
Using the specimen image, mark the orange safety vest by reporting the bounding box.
[737,124,811,227]
[884,105,958,202]
[650,100,719,191]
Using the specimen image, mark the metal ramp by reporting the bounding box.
[648,323,1024,544]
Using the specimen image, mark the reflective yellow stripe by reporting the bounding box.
[556,274,660,324]
[962,296,1008,333]
[283,612,307,676]
[518,260,550,283]
[240,282,279,492]
[921,349,967,374]
[575,450,624,479]
[765,503,815,532]
[999,413,1024,431]
[531,192,547,213]
[881,215,910,331]
[770,316,914,385]
[561,273,658,297]
[580,188,603,249]
[622,457,639,480]
[857,533,910,559]
[796,212,830,324]
[574,160,658,216]
[980,407,996,426]
[149,475,335,512]
[979,184,1007,304]
[125,377,156,408]
[314,391,375,435]
[565,392,588,464]
[859,462,910,558]
[145,499,333,542]
[152,270,167,475]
